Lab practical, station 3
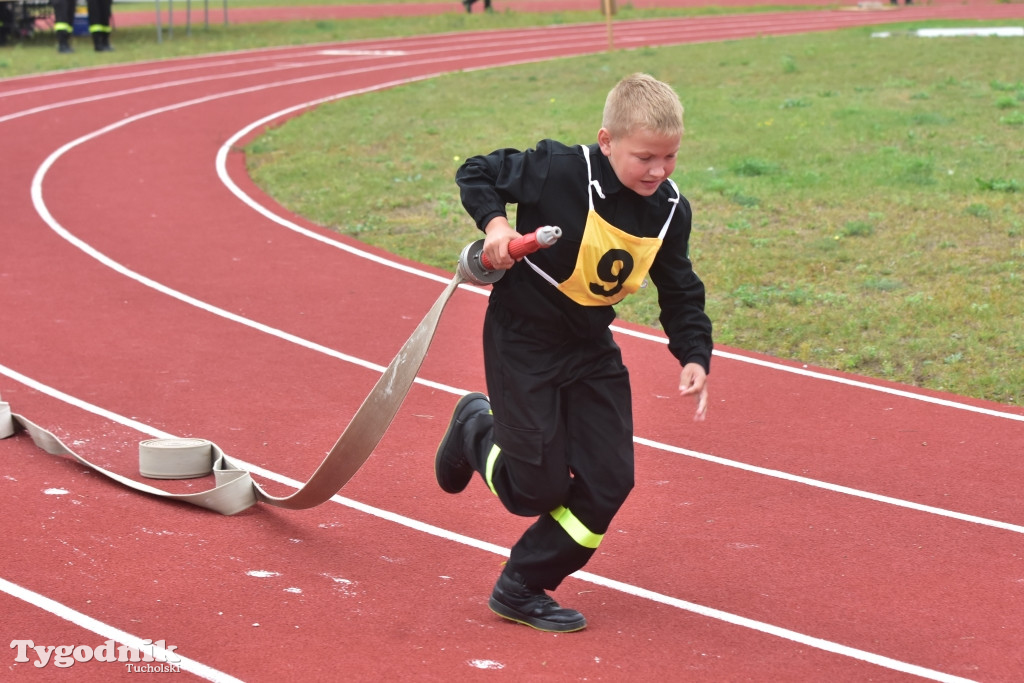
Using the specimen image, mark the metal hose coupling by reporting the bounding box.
[456,225,562,286]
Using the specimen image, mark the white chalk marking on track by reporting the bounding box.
[0,577,243,683]
[0,367,980,683]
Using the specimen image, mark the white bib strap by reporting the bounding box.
[658,178,681,240]
[579,144,605,208]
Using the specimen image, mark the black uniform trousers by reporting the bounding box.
[463,303,635,591]
[51,0,111,31]
[87,0,111,30]
[52,0,74,31]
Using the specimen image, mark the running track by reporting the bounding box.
[3,4,1024,682]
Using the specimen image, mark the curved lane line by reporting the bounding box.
[28,74,464,395]
[214,74,1024,423]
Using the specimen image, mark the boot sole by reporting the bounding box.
[488,596,587,633]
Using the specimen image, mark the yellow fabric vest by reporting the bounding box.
[525,145,679,307]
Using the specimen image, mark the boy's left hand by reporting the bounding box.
[679,363,709,422]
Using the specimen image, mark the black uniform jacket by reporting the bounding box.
[456,139,713,373]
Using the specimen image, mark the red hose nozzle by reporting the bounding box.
[457,226,562,286]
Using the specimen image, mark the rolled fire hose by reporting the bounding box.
[0,227,561,515]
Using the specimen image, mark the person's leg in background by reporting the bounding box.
[86,0,113,51]
[52,0,76,53]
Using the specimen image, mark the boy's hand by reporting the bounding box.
[679,363,709,422]
[482,217,521,270]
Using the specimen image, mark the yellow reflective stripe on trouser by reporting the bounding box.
[550,505,603,549]
[483,444,501,496]
[55,22,73,31]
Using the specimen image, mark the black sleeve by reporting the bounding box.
[649,195,714,373]
[455,141,557,232]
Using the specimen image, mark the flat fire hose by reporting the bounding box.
[0,273,463,516]
[0,227,560,516]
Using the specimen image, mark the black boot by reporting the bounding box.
[57,29,73,53]
[488,569,587,632]
[93,31,113,52]
[434,392,489,493]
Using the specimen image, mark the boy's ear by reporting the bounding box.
[597,127,613,156]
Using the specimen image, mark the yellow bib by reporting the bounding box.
[526,145,679,307]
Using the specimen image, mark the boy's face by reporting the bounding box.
[597,127,680,197]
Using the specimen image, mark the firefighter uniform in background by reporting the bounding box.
[87,0,113,51]
[52,0,113,53]
[52,0,75,52]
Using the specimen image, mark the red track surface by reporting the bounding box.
[3,4,1024,682]
[109,0,1011,30]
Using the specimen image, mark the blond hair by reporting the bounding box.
[602,73,684,138]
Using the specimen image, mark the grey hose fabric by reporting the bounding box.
[1,274,465,515]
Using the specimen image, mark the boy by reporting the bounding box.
[436,73,712,632]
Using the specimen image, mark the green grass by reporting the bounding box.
[243,23,1023,406]
[4,9,1020,405]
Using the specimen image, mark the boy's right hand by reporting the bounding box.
[482,217,520,270]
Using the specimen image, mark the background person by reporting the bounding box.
[52,0,113,53]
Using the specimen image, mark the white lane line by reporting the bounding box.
[0,369,979,683]
[0,577,244,683]
[0,44,322,98]
[0,53,411,124]
[635,436,1024,535]
[3,358,1020,539]
[28,80,463,397]
[0,27,609,123]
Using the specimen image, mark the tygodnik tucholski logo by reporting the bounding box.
[10,638,182,672]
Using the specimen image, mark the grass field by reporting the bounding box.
[243,24,1023,405]
[4,8,1021,405]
